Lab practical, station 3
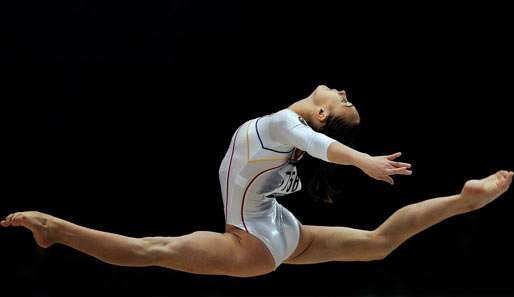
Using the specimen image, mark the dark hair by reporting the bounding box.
[302,115,360,203]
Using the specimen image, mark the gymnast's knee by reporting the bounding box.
[364,231,397,261]
[137,236,178,266]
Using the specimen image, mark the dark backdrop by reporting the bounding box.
[1,1,513,297]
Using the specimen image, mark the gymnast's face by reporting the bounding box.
[320,86,360,126]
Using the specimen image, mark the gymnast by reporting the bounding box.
[2,85,512,277]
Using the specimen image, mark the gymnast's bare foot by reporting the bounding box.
[460,170,513,211]
[1,211,57,248]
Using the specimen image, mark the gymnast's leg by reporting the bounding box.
[1,213,275,277]
[285,170,513,264]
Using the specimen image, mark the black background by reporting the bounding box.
[1,1,513,296]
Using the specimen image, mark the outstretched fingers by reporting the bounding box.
[391,161,412,169]
[379,167,412,185]
[386,152,402,160]
[387,152,411,169]
[388,167,413,176]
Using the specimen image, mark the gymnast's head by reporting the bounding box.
[305,84,361,141]
[291,84,362,203]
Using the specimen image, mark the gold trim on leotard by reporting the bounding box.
[246,120,289,164]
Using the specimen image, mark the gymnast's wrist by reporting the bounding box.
[351,152,371,169]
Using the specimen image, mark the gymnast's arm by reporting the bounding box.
[327,142,412,184]
[271,116,412,184]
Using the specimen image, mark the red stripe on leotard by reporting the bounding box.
[225,126,242,222]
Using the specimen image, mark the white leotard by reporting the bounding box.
[218,109,336,269]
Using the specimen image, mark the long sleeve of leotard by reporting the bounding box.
[268,109,336,162]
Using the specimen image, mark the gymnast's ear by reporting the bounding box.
[316,107,329,123]
[310,107,330,131]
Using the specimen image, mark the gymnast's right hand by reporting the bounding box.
[358,152,412,185]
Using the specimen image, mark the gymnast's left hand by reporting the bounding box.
[358,152,412,185]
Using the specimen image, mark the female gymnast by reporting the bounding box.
[2,85,512,277]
